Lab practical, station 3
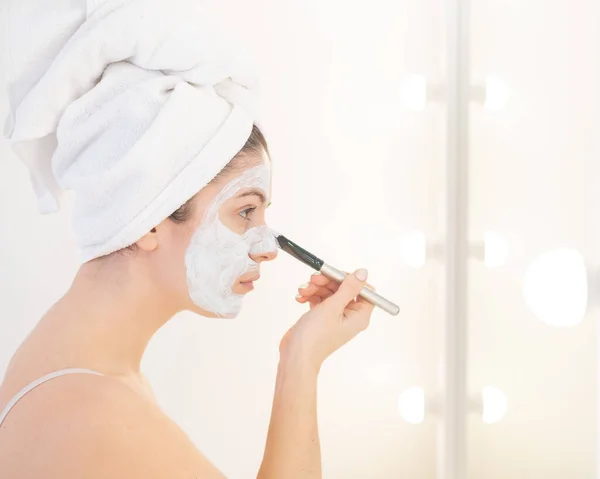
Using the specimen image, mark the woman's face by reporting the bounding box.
[156,150,277,318]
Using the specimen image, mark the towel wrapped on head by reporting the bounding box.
[3,0,259,262]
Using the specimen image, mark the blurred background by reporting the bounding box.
[1,0,598,478]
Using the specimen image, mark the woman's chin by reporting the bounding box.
[233,281,255,294]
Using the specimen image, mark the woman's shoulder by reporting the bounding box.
[0,371,154,472]
[0,365,152,426]
[0,370,224,478]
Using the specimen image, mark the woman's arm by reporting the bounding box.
[257,348,321,478]
[258,269,373,479]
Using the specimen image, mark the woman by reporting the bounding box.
[0,1,374,477]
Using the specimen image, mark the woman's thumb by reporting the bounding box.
[323,269,368,311]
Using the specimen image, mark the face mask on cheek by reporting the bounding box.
[184,164,278,318]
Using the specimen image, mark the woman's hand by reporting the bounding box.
[279,269,375,373]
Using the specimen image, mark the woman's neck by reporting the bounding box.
[34,257,179,376]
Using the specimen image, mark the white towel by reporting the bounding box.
[3,0,258,262]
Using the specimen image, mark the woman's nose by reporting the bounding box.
[250,249,278,263]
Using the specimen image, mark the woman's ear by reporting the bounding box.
[135,227,159,252]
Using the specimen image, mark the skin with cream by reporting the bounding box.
[184,164,278,317]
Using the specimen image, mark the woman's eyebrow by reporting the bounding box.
[237,188,267,205]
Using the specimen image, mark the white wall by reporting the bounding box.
[0,1,597,478]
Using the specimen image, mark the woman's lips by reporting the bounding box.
[238,272,260,292]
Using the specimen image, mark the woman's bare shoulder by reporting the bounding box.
[0,372,226,478]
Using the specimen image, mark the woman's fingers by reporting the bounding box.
[295,293,325,311]
[308,273,340,293]
[295,294,309,304]
[296,272,377,312]
[298,282,336,299]
[299,293,375,314]
[310,271,376,292]
[296,280,336,310]
[295,290,330,303]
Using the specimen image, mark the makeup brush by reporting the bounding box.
[272,230,400,316]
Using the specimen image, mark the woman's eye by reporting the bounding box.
[239,207,257,221]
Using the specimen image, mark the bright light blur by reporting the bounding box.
[484,75,509,111]
[481,386,507,424]
[401,230,427,268]
[397,387,426,424]
[523,248,588,327]
[401,74,428,111]
[484,232,509,268]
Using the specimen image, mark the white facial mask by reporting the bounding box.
[185,164,277,318]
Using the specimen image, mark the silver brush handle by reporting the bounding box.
[320,264,400,316]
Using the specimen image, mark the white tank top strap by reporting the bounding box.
[0,368,104,428]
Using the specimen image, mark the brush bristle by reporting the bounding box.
[270,229,283,249]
